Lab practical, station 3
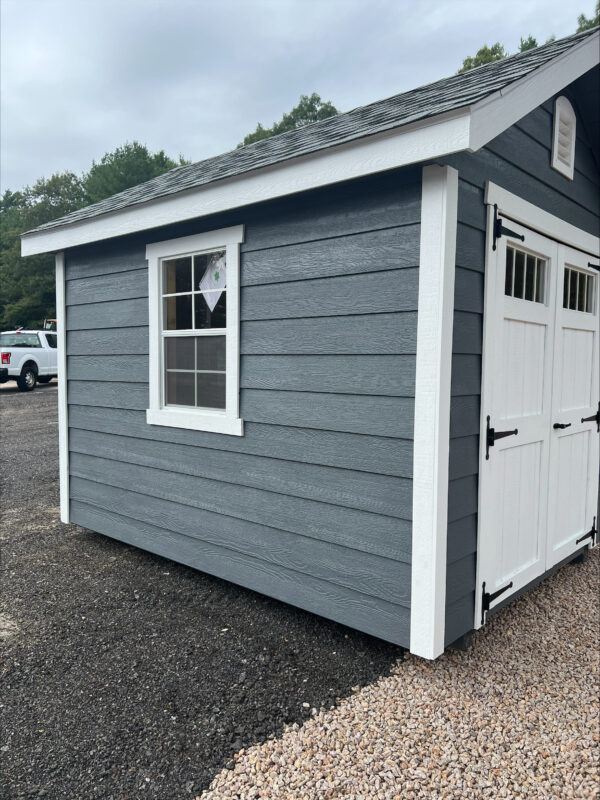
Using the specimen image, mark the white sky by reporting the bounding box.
[1,0,595,192]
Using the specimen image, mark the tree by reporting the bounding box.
[84,141,188,204]
[0,144,188,330]
[577,1,600,30]
[238,93,338,147]
[458,43,508,73]
[519,35,539,52]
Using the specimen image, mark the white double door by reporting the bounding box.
[477,218,599,626]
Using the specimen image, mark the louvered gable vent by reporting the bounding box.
[551,96,576,180]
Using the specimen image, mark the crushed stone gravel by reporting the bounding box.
[0,383,401,799]
[201,549,599,799]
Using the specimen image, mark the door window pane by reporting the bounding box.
[505,246,546,304]
[563,266,596,312]
[196,373,226,409]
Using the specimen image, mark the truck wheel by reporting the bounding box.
[38,376,52,383]
[17,364,37,391]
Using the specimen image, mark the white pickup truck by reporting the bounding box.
[0,329,58,391]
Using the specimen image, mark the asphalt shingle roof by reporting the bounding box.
[26,28,598,235]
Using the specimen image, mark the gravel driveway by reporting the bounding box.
[0,383,400,799]
[1,384,598,799]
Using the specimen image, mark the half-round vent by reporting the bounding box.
[551,96,576,180]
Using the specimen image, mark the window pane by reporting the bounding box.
[524,254,536,300]
[163,257,192,294]
[166,371,195,406]
[577,273,587,311]
[513,250,525,298]
[46,334,57,349]
[563,268,570,308]
[196,373,226,409]
[196,336,226,371]
[195,251,226,291]
[194,291,226,329]
[569,270,578,309]
[165,336,195,370]
[535,259,546,303]
[586,276,595,313]
[505,247,514,296]
[164,294,192,330]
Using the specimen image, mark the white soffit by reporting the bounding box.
[21,30,598,257]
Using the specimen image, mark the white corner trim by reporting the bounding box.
[55,252,70,524]
[146,227,244,436]
[21,111,471,256]
[486,181,600,256]
[410,164,458,660]
[469,30,599,152]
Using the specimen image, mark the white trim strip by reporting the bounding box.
[55,252,70,524]
[410,164,458,659]
[486,182,600,257]
[21,112,471,256]
[469,31,599,152]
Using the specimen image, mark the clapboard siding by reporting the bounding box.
[64,167,420,648]
[69,354,416,395]
[68,428,412,518]
[443,77,600,645]
[68,406,414,478]
[70,501,410,643]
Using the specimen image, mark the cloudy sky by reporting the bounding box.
[1,0,594,192]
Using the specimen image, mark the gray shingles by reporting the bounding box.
[24,29,597,235]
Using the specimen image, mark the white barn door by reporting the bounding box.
[476,203,599,628]
[547,247,599,566]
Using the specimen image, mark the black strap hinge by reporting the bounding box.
[492,204,525,251]
[581,402,600,432]
[481,580,514,625]
[486,415,518,459]
[576,517,597,546]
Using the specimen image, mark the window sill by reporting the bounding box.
[146,407,244,436]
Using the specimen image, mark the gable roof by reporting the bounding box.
[22,27,599,255]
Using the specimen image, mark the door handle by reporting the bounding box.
[553,422,571,430]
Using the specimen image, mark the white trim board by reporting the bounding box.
[486,182,600,257]
[55,252,70,524]
[21,31,598,258]
[410,164,458,660]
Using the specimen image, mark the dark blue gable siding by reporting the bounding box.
[64,168,421,648]
[443,71,600,645]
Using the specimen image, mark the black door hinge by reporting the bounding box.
[576,517,597,546]
[481,580,514,625]
[581,402,600,432]
[492,204,525,251]
[486,415,518,459]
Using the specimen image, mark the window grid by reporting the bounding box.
[505,245,546,304]
[563,266,596,313]
[161,250,227,410]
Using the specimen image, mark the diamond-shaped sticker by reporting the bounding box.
[199,253,226,311]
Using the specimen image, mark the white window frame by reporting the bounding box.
[146,225,244,436]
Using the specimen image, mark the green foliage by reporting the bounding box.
[577,1,600,30]
[458,42,508,73]
[0,143,188,330]
[519,35,539,52]
[85,142,188,205]
[238,93,338,147]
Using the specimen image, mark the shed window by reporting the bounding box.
[145,226,244,436]
[505,245,546,304]
[563,266,596,313]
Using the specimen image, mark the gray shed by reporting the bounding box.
[22,29,599,658]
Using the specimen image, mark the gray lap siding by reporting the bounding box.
[443,75,600,645]
[64,169,421,647]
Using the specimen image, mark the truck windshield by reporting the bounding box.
[0,333,41,348]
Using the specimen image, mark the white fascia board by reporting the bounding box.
[55,252,70,524]
[21,110,471,257]
[486,181,600,256]
[469,31,599,152]
[410,164,458,660]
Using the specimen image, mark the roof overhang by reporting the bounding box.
[21,30,599,257]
